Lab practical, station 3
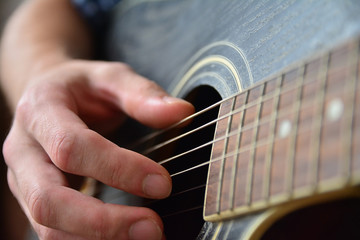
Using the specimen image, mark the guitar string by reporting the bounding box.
[103,99,357,205]
[157,94,304,167]
[138,67,318,157]
[105,183,207,206]
[101,51,356,194]
[146,60,358,169]
[160,206,203,219]
[102,43,358,204]
[102,70,358,216]
[154,108,356,210]
[137,58,354,160]
[103,190,205,220]
[158,77,344,167]
[167,66,358,178]
[140,184,207,208]
[103,116,313,205]
[166,54,357,202]
[136,41,360,157]
[137,53,356,222]
[130,60,313,151]
[129,95,225,148]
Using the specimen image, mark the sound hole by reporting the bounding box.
[144,86,221,239]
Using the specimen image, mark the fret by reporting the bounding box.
[293,57,325,191]
[233,91,251,208]
[270,67,304,197]
[233,84,266,207]
[227,91,248,211]
[318,55,345,184]
[316,44,354,187]
[309,53,330,192]
[205,97,234,216]
[285,66,306,195]
[247,83,266,204]
[217,97,236,213]
[341,41,359,184]
[263,76,283,200]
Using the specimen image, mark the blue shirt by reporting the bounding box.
[72,0,121,31]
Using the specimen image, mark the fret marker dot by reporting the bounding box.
[278,120,292,138]
[326,98,344,122]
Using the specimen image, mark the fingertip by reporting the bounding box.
[161,96,189,105]
[163,96,195,117]
[141,96,195,129]
[143,174,172,199]
[129,219,163,240]
[161,96,194,111]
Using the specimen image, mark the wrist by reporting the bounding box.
[0,0,93,111]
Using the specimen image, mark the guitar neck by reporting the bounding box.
[205,38,360,220]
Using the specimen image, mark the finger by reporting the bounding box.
[6,138,164,240]
[8,171,88,240]
[87,62,195,128]
[16,88,171,198]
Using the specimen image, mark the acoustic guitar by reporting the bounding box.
[100,35,360,239]
[99,1,360,240]
[27,0,360,239]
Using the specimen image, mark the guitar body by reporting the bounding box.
[96,0,360,239]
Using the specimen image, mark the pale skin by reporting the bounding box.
[0,0,194,239]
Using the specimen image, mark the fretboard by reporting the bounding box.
[204,37,360,221]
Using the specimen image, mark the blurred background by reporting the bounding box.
[0,0,28,239]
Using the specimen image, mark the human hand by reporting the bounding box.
[3,60,194,240]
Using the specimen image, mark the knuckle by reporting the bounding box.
[2,136,14,167]
[27,188,50,226]
[16,83,49,115]
[89,210,113,240]
[50,131,78,172]
[15,94,33,125]
[108,169,119,188]
[106,159,123,188]
[15,83,54,133]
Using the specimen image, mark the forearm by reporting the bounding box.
[0,0,93,111]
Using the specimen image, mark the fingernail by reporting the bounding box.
[162,96,187,104]
[129,219,162,240]
[143,174,171,198]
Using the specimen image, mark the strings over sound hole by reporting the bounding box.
[143,86,221,239]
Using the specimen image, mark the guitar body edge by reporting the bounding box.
[201,187,360,240]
